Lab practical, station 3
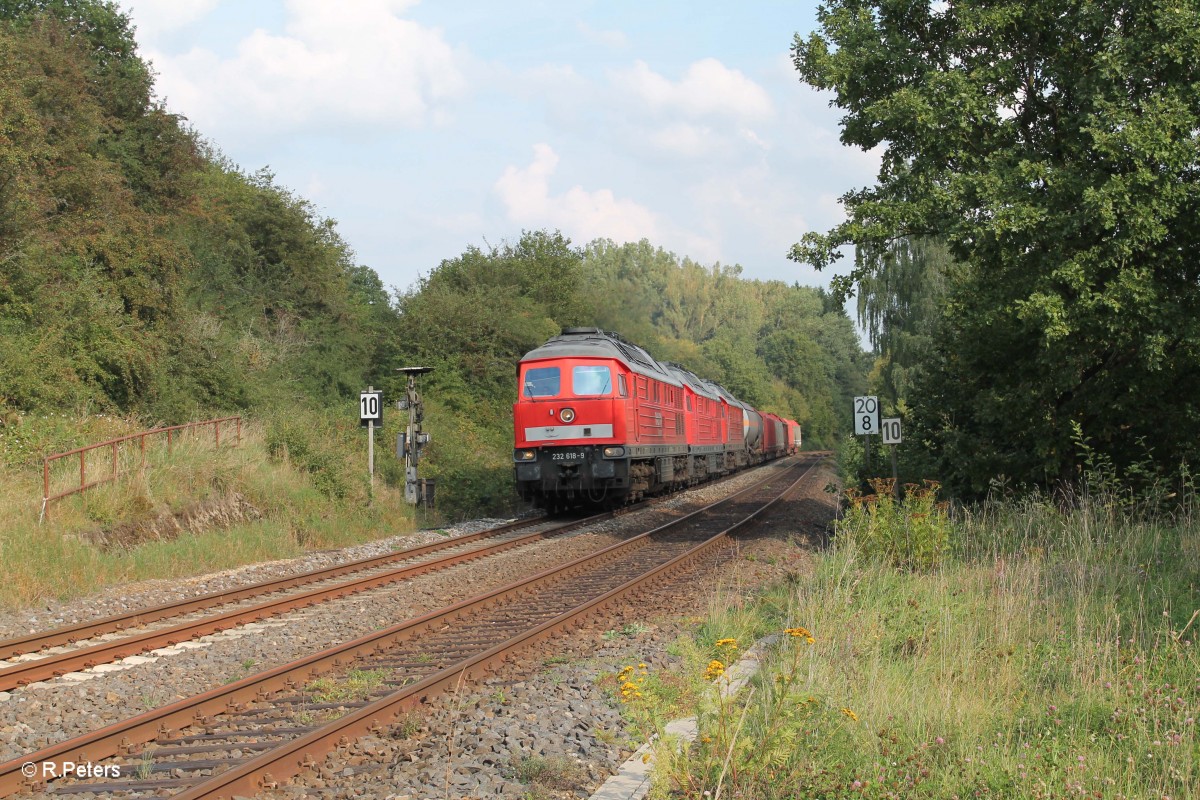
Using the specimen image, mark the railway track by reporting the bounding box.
[1,453,823,799]
[0,463,772,692]
[0,514,600,691]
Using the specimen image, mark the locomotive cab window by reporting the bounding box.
[523,367,560,397]
[618,374,628,397]
[572,365,613,396]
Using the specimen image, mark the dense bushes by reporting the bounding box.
[0,4,394,424]
[264,412,358,501]
[834,479,951,570]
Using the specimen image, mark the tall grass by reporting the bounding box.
[0,414,417,611]
[652,491,1199,799]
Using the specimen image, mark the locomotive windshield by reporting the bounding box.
[523,366,560,397]
[572,365,612,396]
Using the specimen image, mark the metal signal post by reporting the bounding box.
[396,367,433,506]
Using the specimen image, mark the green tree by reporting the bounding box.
[0,15,184,412]
[855,237,955,411]
[792,0,1200,494]
[388,231,581,516]
[0,2,399,420]
[580,240,866,446]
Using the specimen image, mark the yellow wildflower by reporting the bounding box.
[704,659,726,681]
[616,662,650,703]
[785,626,816,644]
[840,707,858,722]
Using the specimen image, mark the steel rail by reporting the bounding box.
[168,455,826,800]
[0,515,609,691]
[7,453,796,666]
[0,516,555,660]
[0,454,821,798]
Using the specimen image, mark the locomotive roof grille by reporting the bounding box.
[611,339,659,372]
[662,362,720,400]
[521,328,679,384]
[696,377,747,409]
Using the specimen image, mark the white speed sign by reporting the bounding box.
[359,390,382,427]
[853,396,880,436]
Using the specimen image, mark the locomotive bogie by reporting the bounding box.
[514,445,632,506]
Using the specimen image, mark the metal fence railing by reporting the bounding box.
[40,416,242,522]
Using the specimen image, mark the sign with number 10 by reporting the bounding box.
[359,391,382,427]
[853,396,879,436]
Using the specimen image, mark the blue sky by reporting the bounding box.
[117,0,880,300]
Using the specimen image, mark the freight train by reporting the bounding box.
[513,327,800,510]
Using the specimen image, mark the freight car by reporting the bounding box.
[513,327,800,510]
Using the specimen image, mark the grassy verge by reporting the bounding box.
[627,490,1198,799]
[0,411,420,611]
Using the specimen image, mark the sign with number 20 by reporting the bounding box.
[853,396,879,436]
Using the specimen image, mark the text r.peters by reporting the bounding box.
[21,761,122,780]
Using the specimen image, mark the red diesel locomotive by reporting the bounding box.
[513,327,800,509]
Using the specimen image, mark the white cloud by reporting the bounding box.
[145,0,465,139]
[122,0,220,39]
[646,122,718,158]
[599,58,775,162]
[613,58,773,121]
[739,127,768,149]
[494,143,726,264]
[576,21,628,50]
[303,172,326,201]
[495,143,660,245]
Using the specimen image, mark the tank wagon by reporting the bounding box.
[513,327,801,510]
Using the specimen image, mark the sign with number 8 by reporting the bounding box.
[853,396,879,436]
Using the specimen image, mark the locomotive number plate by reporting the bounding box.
[550,451,586,461]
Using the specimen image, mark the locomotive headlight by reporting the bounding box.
[514,449,536,461]
[602,446,625,458]
[559,407,576,423]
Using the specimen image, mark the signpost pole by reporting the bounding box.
[359,386,383,503]
[854,396,879,484]
[891,444,899,498]
[368,418,375,498]
[367,385,375,497]
[881,417,902,498]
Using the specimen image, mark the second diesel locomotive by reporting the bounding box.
[513,327,800,510]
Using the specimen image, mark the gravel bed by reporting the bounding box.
[0,519,585,671]
[0,523,508,641]
[3,457,833,799]
[0,458,790,641]
[262,460,836,800]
